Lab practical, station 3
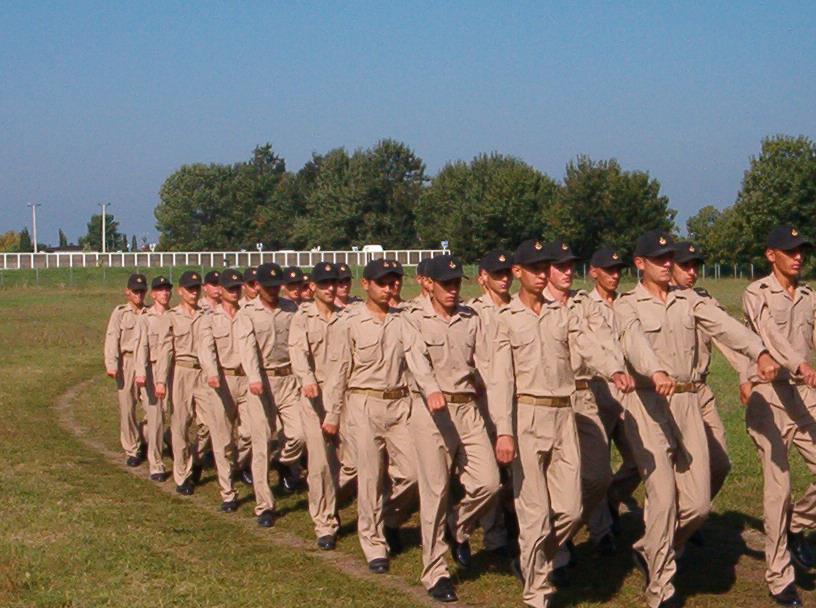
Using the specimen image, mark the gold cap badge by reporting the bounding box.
[498,254,506,262]
[290,271,296,277]
[658,236,667,245]
[561,243,568,251]
[271,270,276,276]
[534,241,543,250]
[449,261,456,268]
[792,228,799,236]
[324,264,331,271]
[612,252,619,260]
[136,277,143,282]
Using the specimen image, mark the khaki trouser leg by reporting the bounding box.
[194,417,211,464]
[234,405,253,471]
[382,399,419,530]
[244,391,275,515]
[199,380,237,502]
[573,389,612,544]
[269,375,305,472]
[475,393,509,551]
[117,354,142,458]
[625,391,711,608]
[337,398,359,500]
[301,395,340,538]
[140,367,166,475]
[698,384,731,500]
[171,366,197,486]
[515,404,582,608]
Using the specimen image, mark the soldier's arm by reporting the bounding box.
[134,315,149,381]
[322,317,352,427]
[401,310,442,399]
[574,297,626,379]
[486,314,515,438]
[613,296,667,379]
[154,313,174,387]
[287,311,318,388]
[742,287,801,374]
[197,314,220,383]
[238,313,264,386]
[104,308,122,374]
[472,313,491,388]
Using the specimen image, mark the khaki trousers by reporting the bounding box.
[172,366,237,502]
[351,392,418,562]
[337,395,359,498]
[624,390,711,608]
[410,397,501,589]
[301,394,340,538]
[698,383,731,499]
[514,403,583,608]
[475,393,510,551]
[746,382,816,595]
[116,353,144,459]
[216,375,274,515]
[267,374,305,472]
[139,361,167,475]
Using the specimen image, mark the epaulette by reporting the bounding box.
[279,299,299,313]
[619,289,637,299]
[693,286,711,298]
[115,304,127,311]
[801,283,813,293]
[569,289,588,303]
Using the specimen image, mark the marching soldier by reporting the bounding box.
[334,262,362,308]
[239,267,258,306]
[200,270,222,311]
[282,266,306,304]
[403,254,501,603]
[134,275,173,481]
[616,230,777,608]
[742,225,816,607]
[239,262,304,499]
[324,258,419,574]
[104,273,148,467]
[301,273,315,302]
[155,270,238,507]
[288,262,344,549]
[488,239,626,608]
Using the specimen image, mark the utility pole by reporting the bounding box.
[99,203,109,253]
[27,203,41,253]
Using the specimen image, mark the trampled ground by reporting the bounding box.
[1,274,815,607]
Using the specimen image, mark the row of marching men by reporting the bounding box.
[105,224,816,608]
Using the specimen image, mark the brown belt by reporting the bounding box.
[349,386,409,400]
[175,359,201,370]
[574,379,590,391]
[516,394,572,407]
[635,381,699,394]
[222,367,245,377]
[121,351,133,357]
[264,364,292,377]
[442,391,476,404]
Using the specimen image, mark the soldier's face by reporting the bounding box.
[313,280,337,305]
[221,284,241,304]
[671,261,699,289]
[243,281,258,299]
[151,287,171,306]
[482,269,512,295]
[363,274,398,306]
[767,247,805,278]
[258,283,281,303]
[336,278,352,299]
[635,254,673,286]
[514,263,548,294]
[546,262,573,292]
[283,283,303,302]
[179,285,200,306]
[590,266,622,292]
[203,283,221,300]
[431,278,461,309]
[126,288,146,307]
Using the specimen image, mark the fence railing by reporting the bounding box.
[0,249,448,270]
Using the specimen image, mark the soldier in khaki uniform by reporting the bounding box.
[134,275,173,480]
[742,225,816,607]
[288,263,344,549]
[104,273,148,467]
[199,270,222,311]
[239,262,304,497]
[301,273,314,302]
[282,266,306,305]
[403,254,501,603]
[155,270,238,506]
[542,241,634,576]
[488,239,628,608]
[239,267,258,307]
[334,263,362,309]
[324,258,419,574]
[616,230,777,608]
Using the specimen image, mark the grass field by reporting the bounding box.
[1,274,815,607]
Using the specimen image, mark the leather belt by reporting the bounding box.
[442,392,476,404]
[175,359,201,370]
[635,382,698,394]
[349,387,409,400]
[121,351,134,357]
[264,364,292,377]
[222,367,245,377]
[574,379,590,391]
[516,394,571,408]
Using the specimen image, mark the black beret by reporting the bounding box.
[204,270,221,285]
[243,267,257,283]
[479,250,513,273]
[673,241,705,264]
[150,275,172,290]
[427,254,466,281]
[310,262,339,283]
[220,268,244,289]
[767,225,812,251]
[543,240,580,265]
[283,266,304,285]
[364,258,403,281]
[514,239,552,266]
[256,263,285,287]
[634,230,675,258]
[127,273,147,291]
[590,246,626,269]
[179,270,202,288]
[336,263,353,280]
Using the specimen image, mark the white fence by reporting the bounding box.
[0,249,448,271]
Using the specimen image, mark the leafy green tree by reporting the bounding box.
[18,227,33,252]
[58,228,68,248]
[545,156,676,258]
[131,235,138,252]
[79,214,125,251]
[0,230,20,252]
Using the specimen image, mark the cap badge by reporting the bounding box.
[192,274,198,280]
[792,228,799,236]
[136,277,143,283]
[290,271,296,277]
[689,245,696,253]
[658,236,667,245]
[449,261,456,269]
[561,243,568,251]
[271,270,276,276]
[383,261,390,268]
[498,254,506,262]
[612,252,620,260]
[534,241,543,250]
[324,264,331,271]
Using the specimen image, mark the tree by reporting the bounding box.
[131,235,138,252]
[416,153,557,261]
[58,228,68,248]
[545,156,676,258]
[0,231,20,252]
[79,213,126,251]
[18,227,32,252]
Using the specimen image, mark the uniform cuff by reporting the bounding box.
[324,412,340,427]
[495,420,513,437]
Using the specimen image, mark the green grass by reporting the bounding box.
[2,276,815,607]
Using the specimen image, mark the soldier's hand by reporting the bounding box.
[155,383,167,399]
[495,435,515,465]
[321,422,339,437]
[612,372,635,394]
[135,375,146,387]
[249,382,264,396]
[303,383,320,399]
[207,376,220,389]
[756,352,780,382]
[427,391,447,412]
[739,382,753,406]
[652,371,675,397]
[799,362,816,388]
[106,369,117,379]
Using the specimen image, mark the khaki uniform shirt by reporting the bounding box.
[237,298,299,384]
[468,294,506,386]
[199,304,249,379]
[615,282,765,384]
[134,305,167,377]
[488,294,618,437]
[104,304,145,371]
[403,301,487,398]
[288,301,345,425]
[155,305,210,386]
[743,273,816,382]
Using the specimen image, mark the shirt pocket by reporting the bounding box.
[212,323,231,352]
[510,331,537,372]
[354,332,380,364]
[148,332,160,359]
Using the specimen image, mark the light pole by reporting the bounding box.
[27,203,41,253]
[99,203,109,253]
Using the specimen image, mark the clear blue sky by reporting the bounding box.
[1,2,814,246]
